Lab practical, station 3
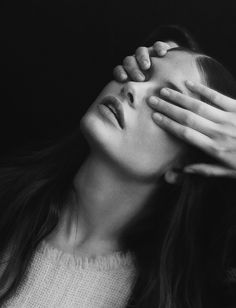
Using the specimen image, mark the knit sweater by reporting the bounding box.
[3,240,137,308]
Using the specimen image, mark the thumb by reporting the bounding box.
[184,164,236,178]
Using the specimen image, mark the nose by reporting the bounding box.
[120,82,136,108]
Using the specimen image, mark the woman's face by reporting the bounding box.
[80,50,202,181]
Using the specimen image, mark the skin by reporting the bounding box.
[113,41,178,82]
[81,51,201,181]
[45,51,202,258]
[114,41,236,178]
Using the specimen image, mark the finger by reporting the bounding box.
[159,88,226,123]
[123,56,145,81]
[184,164,236,178]
[185,81,236,112]
[148,96,221,138]
[153,41,171,57]
[151,112,216,155]
[135,47,151,70]
[113,65,128,82]
[152,110,236,168]
[145,46,162,58]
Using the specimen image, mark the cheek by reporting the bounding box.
[123,122,184,178]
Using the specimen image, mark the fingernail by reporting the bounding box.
[149,96,159,104]
[160,88,170,96]
[185,80,194,87]
[137,72,145,81]
[152,113,162,121]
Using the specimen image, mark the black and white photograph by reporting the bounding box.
[0,0,236,307]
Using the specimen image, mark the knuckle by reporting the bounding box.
[193,103,203,115]
[209,92,219,105]
[214,125,232,142]
[226,112,236,126]
[210,143,226,157]
[160,115,168,124]
[161,116,173,128]
[182,128,191,140]
[211,123,223,138]
[183,113,194,126]
[220,134,232,147]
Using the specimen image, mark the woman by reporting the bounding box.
[0,38,236,308]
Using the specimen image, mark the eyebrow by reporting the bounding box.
[164,81,183,94]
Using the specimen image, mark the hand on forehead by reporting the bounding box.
[149,50,202,97]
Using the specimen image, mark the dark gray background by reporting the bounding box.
[1,0,236,154]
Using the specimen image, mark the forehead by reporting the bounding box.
[150,51,202,95]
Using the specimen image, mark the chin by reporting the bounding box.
[79,107,116,155]
[79,111,101,149]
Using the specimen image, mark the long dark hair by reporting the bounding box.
[123,52,236,307]
[0,129,88,304]
[0,29,236,308]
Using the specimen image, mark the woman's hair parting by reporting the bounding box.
[143,24,201,53]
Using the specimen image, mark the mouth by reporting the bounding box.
[99,95,125,129]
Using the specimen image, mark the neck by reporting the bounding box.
[47,152,158,256]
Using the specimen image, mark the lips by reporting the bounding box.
[100,95,125,129]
